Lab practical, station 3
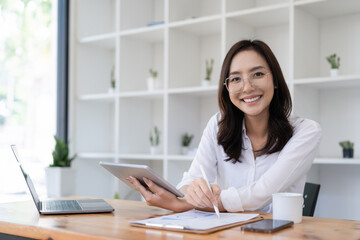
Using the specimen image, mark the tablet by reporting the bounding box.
[100,162,184,198]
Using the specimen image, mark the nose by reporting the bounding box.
[242,78,255,93]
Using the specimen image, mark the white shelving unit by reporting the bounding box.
[70,0,360,220]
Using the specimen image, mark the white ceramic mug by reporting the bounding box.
[272,192,304,223]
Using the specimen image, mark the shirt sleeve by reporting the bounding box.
[176,114,219,190]
[220,118,322,212]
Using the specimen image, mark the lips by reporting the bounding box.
[242,95,262,103]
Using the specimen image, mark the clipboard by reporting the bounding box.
[130,209,263,234]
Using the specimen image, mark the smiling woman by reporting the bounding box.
[128,39,322,214]
[0,0,56,200]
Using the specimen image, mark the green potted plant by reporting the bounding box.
[202,59,214,86]
[149,126,160,154]
[147,68,159,91]
[108,65,116,93]
[339,140,354,158]
[181,133,194,155]
[326,54,340,77]
[45,136,77,197]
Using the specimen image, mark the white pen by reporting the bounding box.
[199,164,220,218]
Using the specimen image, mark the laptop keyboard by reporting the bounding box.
[43,200,82,211]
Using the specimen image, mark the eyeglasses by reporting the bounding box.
[224,70,271,94]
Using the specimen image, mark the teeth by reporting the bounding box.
[243,96,261,103]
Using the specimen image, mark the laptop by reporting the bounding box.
[10,145,114,215]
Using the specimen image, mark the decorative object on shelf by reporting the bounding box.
[202,59,214,86]
[339,140,354,158]
[45,136,77,197]
[147,21,164,27]
[147,68,159,91]
[181,132,194,155]
[149,126,160,155]
[108,65,116,93]
[326,54,340,77]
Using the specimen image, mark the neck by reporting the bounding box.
[244,113,269,139]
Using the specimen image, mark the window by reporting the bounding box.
[0,0,57,201]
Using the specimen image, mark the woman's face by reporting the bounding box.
[228,49,274,119]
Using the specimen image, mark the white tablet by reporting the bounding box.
[100,162,184,198]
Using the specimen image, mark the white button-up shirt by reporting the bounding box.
[176,113,322,213]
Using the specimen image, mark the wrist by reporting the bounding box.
[172,198,193,212]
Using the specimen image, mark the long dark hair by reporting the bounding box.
[217,39,293,163]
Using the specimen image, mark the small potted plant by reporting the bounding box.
[149,126,160,154]
[147,68,158,91]
[326,54,340,77]
[202,59,214,86]
[339,140,354,158]
[45,136,77,197]
[181,133,194,155]
[108,65,116,93]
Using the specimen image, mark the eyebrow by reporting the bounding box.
[229,66,266,75]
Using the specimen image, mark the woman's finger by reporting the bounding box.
[187,180,213,208]
[143,177,170,198]
[185,191,206,208]
[127,176,153,200]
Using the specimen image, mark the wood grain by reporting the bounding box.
[0,199,359,240]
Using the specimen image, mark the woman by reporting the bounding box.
[127,39,321,213]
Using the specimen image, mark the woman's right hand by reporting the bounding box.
[127,176,194,212]
[184,178,221,209]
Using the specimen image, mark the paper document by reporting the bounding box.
[130,209,259,230]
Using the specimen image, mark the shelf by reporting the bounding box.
[168,86,218,96]
[78,153,116,159]
[226,3,290,28]
[120,26,164,43]
[293,75,360,89]
[78,93,115,102]
[169,15,221,36]
[78,33,117,49]
[167,155,194,161]
[118,90,164,99]
[294,0,360,19]
[313,158,360,165]
[118,154,164,161]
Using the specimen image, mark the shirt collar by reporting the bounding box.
[242,119,249,140]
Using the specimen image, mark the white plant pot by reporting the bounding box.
[330,69,339,77]
[202,79,210,86]
[45,167,76,198]
[147,77,158,91]
[150,146,159,155]
[108,87,115,93]
[181,146,189,155]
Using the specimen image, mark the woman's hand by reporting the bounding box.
[127,176,194,212]
[184,178,222,210]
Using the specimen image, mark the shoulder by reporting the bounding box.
[289,116,322,138]
[203,112,221,137]
[209,112,221,125]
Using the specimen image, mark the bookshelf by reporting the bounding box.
[70,0,360,220]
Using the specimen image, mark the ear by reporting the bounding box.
[274,86,278,89]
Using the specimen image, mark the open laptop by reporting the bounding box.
[10,145,114,215]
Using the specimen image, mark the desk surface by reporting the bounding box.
[0,198,359,240]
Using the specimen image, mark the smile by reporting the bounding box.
[242,96,261,103]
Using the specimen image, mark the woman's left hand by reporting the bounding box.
[127,176,193,212]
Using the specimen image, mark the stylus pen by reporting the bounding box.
[199,164,220,218]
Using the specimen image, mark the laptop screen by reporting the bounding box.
[10,145,41,209]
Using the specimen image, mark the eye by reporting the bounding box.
[230,76,241,82]
[252,71,265,78]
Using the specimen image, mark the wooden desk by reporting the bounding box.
[0,199,359,240]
